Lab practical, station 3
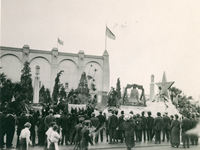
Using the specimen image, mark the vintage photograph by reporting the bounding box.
[0,0,200,150]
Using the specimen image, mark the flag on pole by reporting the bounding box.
[58,38,64,45]
[106,26,116,40]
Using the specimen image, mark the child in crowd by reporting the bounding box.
[45,122,56,150]
[19,122,32,150]
[49,125,61,150]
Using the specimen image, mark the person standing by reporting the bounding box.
[44,109,55,131]
[49,125,61,150]
[69,112,78,145]
[16,112,29,149]
[29,111,36,146]
[170,114,180,148]
[182,114,192,148]
[162,112,170,142]
[96,110,106,142]
[19,122,32,150]
[90,112,99,143]
[118,111,125,143]
[0,109,6,149]
[146,111,154,141]
[141,111,147,142]
[135,114,143,142]
[5,110,15,148]
[123,114,135,150]
[80,120,94,150]
[154,112,162,144]
[36,113,45,146]
[60,112,71,145]
[108,111,118,144]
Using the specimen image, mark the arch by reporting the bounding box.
[59,59,78,68]
[0,54,22,82]
[84,61,103,91]
[30,56,50,64]
[30,57,51,89]
[0,53,22,62]
[84,61,102,69]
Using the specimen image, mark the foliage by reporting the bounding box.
[116,78,121,99]
[169,86,182,102]
[59,84,67,100]
[20,61,33,102]
[76,72,89,95]
[52,70,64,102]
[39,85,47,103]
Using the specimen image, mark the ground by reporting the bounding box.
[6,130,200,150]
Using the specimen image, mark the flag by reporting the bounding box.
[58,38,64,45]
[106,26,116,40]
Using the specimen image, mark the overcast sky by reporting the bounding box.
[1,0,200,99]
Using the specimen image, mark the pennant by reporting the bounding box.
[106,26,116,40]
[58,38,64,45]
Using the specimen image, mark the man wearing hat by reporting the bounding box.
[141,111,147,142]
[90,112,99,143]
[146,111,154,141]
[72,117,84,150]
[162,112,170,142]
[108,110,118,144]
[80,120,93,150]
[118,110,125,143]
[154,112,162,144]
[44,109,55,130]
[135,114,142,142]
[19,122,32,150]
[96,110,106,142]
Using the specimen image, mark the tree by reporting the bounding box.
[39,85,47,103]
[59,84,67,100]
[46,88,51,103]
[20,61,33,102]
[116,78,121,99]
[52,70,64,102]
[169,86,182,102]
[76,72,89,95]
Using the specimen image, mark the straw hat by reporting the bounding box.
[124,114,130,121]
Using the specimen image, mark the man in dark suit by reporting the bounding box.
[162,112,171,142]
[16,111,29,148]
[141,111,147,142]
[0,110,6,149]
[182,114,192,148]
[118,111,125,143]
[154,112,162,144]
[96,110,106,142]
[135,114,143,142]
[146,111,154,141]
[5,110,15,148]
[60,112,71,145]
[44,109,55,130]
[90,112,99,143]
[108,110,118,144]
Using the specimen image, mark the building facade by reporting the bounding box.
[0,45,110,99]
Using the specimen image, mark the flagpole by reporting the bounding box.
[105,22,107,50]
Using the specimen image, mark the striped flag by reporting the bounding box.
[106,26,116,40]
[58,38,64,45]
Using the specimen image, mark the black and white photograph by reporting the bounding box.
[0,0,200,150]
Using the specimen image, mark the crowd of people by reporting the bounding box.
[0,107,199,150]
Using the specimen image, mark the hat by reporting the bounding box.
[99,110,103,113]
[49,109,53,113]
[79,117,85,122]
[91,112,95,117]
[24,122,31,128]
[129,111,133,114]
[84,120,91,123]
[124,114,130,121]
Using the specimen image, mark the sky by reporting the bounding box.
[1,0,200,100]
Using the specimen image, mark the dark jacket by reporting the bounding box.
[37,116,45,132]
[0,112,6,133]
[90,117,99,128]
[154,116,162,131]
[108,115,118,129]
[146,116,154,129]
[80,126,93,147]
[141,115,147,129]
[60,115,71,131]
[118,115,125,130]
[123,119,135,137]
[17,114,29,135]
[5,114,15,133]
[162,116,171,129]
[181,118,192,133]
[73,123,83,142]
[44,114,55,129]
[135,117,143,130]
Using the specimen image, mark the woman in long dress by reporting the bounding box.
[123,114,135,150]
[170,114,180,148]
[19,122,32,150]
[49,125,61,150]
